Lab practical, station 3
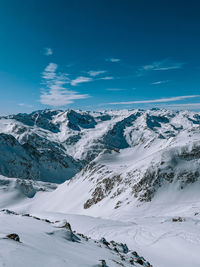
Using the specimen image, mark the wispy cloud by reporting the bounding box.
[44,47,53,56]
[87,70,107,77]
[98,76,114,80]
[166,103,200,108]
[156,103,200,111]
[106,58,120,63]
[18,103,33,108]
[108,95,200,105]
[70,76,93,86]
[40,63,90,106]
[106,88,124,91]
[152,80,170,85]
[138,59,184,76]
[42,63,58,79]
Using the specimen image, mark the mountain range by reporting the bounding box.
[0,108,200,267]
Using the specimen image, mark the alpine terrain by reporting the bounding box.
[0,108,200,267]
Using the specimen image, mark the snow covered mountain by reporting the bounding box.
[0,108,199,201]
[1,108,200,266]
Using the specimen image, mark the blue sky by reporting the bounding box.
[0,0,200,114]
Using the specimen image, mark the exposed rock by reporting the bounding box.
[59,222,72,231]
[172,217,185,222]
[98,259,108,267]
[15,179,36,198]
[1,209,18,215]
[112,259,125,266]
[32,216,41,220]
[100,237,110,247]
[6,233,20,242]
[43,219,51,223]
[84,174,122,209]
[136,258,144,265]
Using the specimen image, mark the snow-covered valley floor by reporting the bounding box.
[1,176,200,267]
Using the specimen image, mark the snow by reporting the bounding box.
[0,212,116,267]
[0,108,200,266]
[0,209,152,267]
[0,172,200,266]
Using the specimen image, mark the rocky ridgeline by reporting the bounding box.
[0,209,152,266]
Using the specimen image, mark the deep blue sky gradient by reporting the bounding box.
[0,0,200,114]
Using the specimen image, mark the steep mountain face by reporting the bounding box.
[0,108,199,193]
[0,130,81,183]
[0,133,38,179]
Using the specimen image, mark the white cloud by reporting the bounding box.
[44,62,57,72]
[40,63,90,106]
[44,47,53,56]
[70,76,93,86]
[88,70,107,77]
[108,95,200,105]
[152,80,169,85]
[138,59,184,75]
[106,58,120,63]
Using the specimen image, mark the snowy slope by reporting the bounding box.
[0,209,152,267]
[0,174,200,267]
